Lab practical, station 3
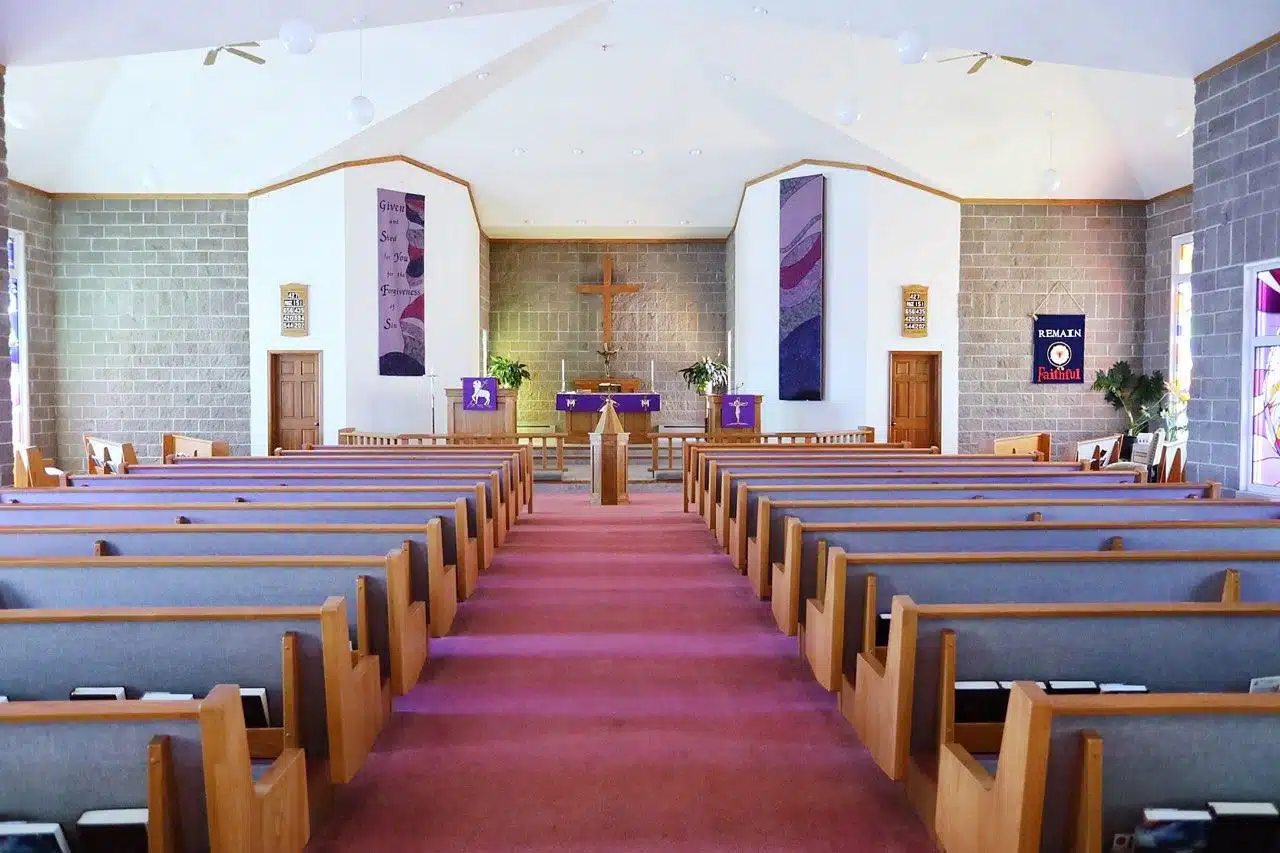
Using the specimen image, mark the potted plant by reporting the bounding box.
[679,356,729,395]
[489,354,531,392]
[1090,360,1168,459]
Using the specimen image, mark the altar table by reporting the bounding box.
[557,393,661,444]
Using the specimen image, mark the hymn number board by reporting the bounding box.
[901,285,929,338]
[280,283,309,337]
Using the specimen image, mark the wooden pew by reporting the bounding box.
[876,598,1280,828]
[161,432,232,461]
[0,498,484,600]
[712,467,1141,547]
[991,432,1052,460]
[70,468,516,541]
[0,598,380,791]
[742,482,1226,586]
[0,521,460,638]
[12,444,66,488]
[758,491,1269,609]
[935,683,1280,853]
[809,541,1280,693]
[0,484,496,573]
[0,684,308,853]
[683,443,920,507]
[0,551,424,698]
[83,435,139,474]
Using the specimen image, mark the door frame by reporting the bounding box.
[267,350,324,452]
[887,350,942,449]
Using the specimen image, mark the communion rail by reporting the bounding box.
[333,428,567,472]
[648,427,878,472]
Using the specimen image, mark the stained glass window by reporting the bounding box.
[1247,261,1280,494]
[1256,267,1280,337]
[1252,346,1280,489]
[1166,235,1193,444]
[6,233,29,450]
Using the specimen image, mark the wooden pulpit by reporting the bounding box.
[706,394,762,438]
[446,388,518,436]
[590,399,629,505]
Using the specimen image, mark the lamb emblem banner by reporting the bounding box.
[378,188,426,376]
[463,377,498,411]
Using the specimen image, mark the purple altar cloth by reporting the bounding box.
[555,393,662,414]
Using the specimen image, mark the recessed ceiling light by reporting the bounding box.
[477,71,490,81]
[572,147,585,155]
[448,2,463,11]
[680,220,691,226]
[627,219,638,225]
[723,73,736,83]
[752,5,768,14]
[576,219,588,225]
[631,148,644,156]
[689,148,703,156]
[513,147,526,156]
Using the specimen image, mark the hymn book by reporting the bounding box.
[240,687,270,728]
[1206,802,1279,852]
[1134,809,1211,850]
[0,822,71,853]
[76,809,147,853]
[1248,675,1280,693]
[69,687,126,701]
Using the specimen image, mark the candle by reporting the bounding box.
[650,360,656,392]
[561,359,566,392]
[727,331,733,392]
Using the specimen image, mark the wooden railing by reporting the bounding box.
[648,427,878,472]
[336,429,567,472]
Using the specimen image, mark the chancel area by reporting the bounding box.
[1,3,1279,852]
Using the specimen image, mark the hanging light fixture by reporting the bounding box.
[896,28,928,64]
[349,16,375,126]
[279,18,317,55]
[835,101,861,126]
[1041,110,1062,193]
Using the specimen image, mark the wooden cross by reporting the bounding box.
[576,254,640,346]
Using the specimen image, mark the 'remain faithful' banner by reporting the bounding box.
[1032,313,1085,384]
[378,188,426,376]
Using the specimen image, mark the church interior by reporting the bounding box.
[0,3,1279,852]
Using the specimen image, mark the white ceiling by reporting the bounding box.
[3,0,1278,237]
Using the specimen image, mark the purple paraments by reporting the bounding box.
[779,175,824,401]
[463,377,499,411]
[721,395,756,429]
[555,393,662,414]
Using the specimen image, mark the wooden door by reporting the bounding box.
[269,352,322,451]
[888,352,940,449]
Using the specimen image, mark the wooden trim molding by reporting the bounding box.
[8,180,53,199]
[957,197,1149,206]
[1147,184,1194,205]
[1196,30,1280,84]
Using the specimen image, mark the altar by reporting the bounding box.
[557,392,660,444]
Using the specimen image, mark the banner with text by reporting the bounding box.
[1032,313,1085,384]
[378,188,426,376]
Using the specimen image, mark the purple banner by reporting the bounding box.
[779,174,824,401]
[378,188,426,376]
[463,377,498,411]
[555,393,661,414]
[720,395,757,429]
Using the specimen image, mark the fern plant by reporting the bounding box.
[679,356,729,395]
[1090,361,1167,436]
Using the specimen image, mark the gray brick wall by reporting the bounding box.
[478,231,490,332]
[1189,44,1280,488]
[1143,189,1193,375]
[958,203,1146,458]
[7,184,56,460]
[0,71,10,484]
[52,198,251,468]
[489,241,727,430]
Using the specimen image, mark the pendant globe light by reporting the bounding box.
[279,18,316,55]
[349,16,375,126]
[896,28,928,64]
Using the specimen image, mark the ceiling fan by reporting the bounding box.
[939,51,1033,75]
[203,42,266,67]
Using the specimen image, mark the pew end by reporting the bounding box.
[84,434,139,475]
[770,517,805,635]
[848,594,918,781]
[162,433,232,462]
[13,445,66,488]
[803,545,846,692]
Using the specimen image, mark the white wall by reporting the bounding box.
[247,162,481,452]
[248,170,347,453]
[865,176,961,452]
[732,164,960,446]
[343,162,481,435]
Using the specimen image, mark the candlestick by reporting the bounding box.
[561,359,566,393]
[650,360,656,392]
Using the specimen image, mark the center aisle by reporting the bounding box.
[309,489,935,852]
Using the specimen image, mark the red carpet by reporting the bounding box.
[307,490,936,852]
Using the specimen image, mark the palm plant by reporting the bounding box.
[679,356,729,395]
[1091,361,1168,436]
[488,354,531,391]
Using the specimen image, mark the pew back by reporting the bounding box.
[161,433,231,461]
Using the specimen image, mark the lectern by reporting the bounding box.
[590,399,629,506]
[706,394,763,438]
[446,388,518,436]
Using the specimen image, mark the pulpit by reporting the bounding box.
[707,394,762,438]
[446,388,518,436]
[590,399,629,505]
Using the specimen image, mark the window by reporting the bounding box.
[1243,259,1280,494]
[5,232,29,449]
[1167,234,1193,445]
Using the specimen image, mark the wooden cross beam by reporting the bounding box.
[576,254,641,346]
